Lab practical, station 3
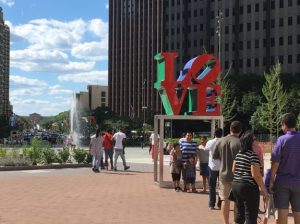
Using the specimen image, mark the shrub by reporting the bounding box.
[7,149,21,158]
[0,147,6,158]
[23,137,48,165]
[73,149,87,164]
[0,157,32,167]
[86,153,93,164]
[58,148,70,163]
[42,148,57,164]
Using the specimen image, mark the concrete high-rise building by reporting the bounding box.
[0,7,10,118]
[109,0,300,118]
[76,85,109,111]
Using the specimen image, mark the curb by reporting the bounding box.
[0,163,91,171]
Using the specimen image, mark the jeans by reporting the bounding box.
[104,149,114,167]
[209,168,221,208]
[92,154,101,169]
[114,148,127,169]
[232,182,260,224]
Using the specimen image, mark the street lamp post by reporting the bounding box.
[216,10,223,128]
[142,79,147,148]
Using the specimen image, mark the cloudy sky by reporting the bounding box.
[1,0,108,116]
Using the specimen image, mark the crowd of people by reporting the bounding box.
[168,113,300,224]
[88,128,130,173]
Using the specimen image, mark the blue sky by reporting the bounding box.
[1,0,109,116]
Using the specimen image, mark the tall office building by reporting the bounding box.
[109,0,300,118]
[0,7,10,118]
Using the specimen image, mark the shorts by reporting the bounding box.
[172,173,181,181]
[219,180,232,200]
[200,163,209,177]
[265,194,278,219]
[186,177,195,184]
[274,184,300,212]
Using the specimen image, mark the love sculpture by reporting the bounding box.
[154,52,221,116]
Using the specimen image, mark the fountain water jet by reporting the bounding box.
[70,93,81,147]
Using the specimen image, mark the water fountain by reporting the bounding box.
[70,92,81,147]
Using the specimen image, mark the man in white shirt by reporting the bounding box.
[205,128,223,209]
[113,129,130,171]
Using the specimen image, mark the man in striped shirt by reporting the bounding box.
[180,131,198,192]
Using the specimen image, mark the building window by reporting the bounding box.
[298,15,300,24]
[263,20,266,29]
[200,39,203,45]
[279,18,284,27]
[101,91,106,97]
[247,5,251,13]
[239,24,243,32]
[255,3,259,12]
[194,9,197,17]
[225,8,229,17]
[211,45,215,52]
[101,103,106,107]
[298,0,300,5]
[298,35,300,44]
[279,55,284,64]
[271,1,275,9]
[194,25,197,32]
[225,26,229,34]
[279,37,284,46]
[225,43,229,51]
[240,6,244,15]
[263,57,266,66]
[255,40,259,48]
[280,0,284,8]
[247,59,251,67]
[211,28,214,36]
[247,23,251,31]
[271,38,275,47]
[255,58,259,66]
[177,42,180,48]
[288,0,293,6]
[263,39,266,47]
[271,56,275,65]
[194,40,197,47]
[211,11,214,19]
[247,41,251,49]
[288,36,293,45]
[232,25,235,33]
[288,16,293,26]
[225,61,229,69]
[232,43,236,51]
[288,55,293,64]
[232,7,235,16]
[255,21,259,30]
[200,24,203,31]
[177,12,180,19]
[171,14,175,20]
[171,28,174,35]
[271,19,275,28]
[297,54,300,63]
[200,9,203,16]
[239,59,243,68]
[239,41,243,50]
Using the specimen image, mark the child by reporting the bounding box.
[263,168,278,224]
[184,155,197,193]
[170,143,182,192]
[197,136,209,192]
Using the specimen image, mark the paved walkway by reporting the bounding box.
[0,148,292,224]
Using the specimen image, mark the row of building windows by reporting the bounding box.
[224,54,300,69]
[165,34,300,51]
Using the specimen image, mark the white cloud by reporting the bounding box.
[10,18,86,50]
[58,70,108,85]
[0,0,14,7]
[10,88,45,98]
[71,41,107,61]
[88,19,108,38]
[11,49,95,73]
[106,3,109,9]
[10,75,48,87]
[49,85,73,95]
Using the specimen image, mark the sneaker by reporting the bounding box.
[113,168,118,171]
[124,166,130,171]
[209,207,215,210]
[94,169,100,173]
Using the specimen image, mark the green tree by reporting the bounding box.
[252,63,287,137]
[220,77,237,124]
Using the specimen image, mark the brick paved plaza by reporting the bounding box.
[0,148,290,224]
